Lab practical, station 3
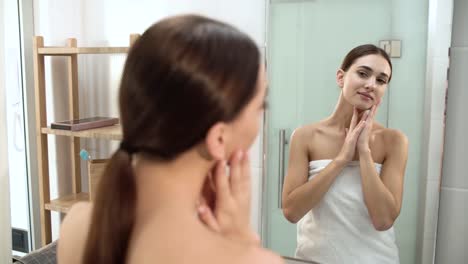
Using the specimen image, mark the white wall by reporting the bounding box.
[1,0,13,260]
[32,0,267,240]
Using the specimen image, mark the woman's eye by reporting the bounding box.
[358,71,368,77]
[378,79,387,84]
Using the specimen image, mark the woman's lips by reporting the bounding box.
[357,92,373,100]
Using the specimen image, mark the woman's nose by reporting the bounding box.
[365,78,377,90]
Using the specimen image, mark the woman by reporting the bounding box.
[282,44,408,263]
[57,15,282,264]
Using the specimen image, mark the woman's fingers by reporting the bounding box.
[353,119,367,137]
[229,150,243,196]
[361,109,370,122]
[371,104,378,119]
[198,204,221,232]
[360,107,375,132]
[350,107,358,131]
[240,152,251,192]
[201,174,216,210]
[242,153,250,187]
[350,110,368,134]
[214,160,230,204]
[199,151,255,245]
[231,150,251,209]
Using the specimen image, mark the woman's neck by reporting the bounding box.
[327,92,362,129]
[133,149,214,221]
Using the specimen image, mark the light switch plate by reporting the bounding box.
[379,40,402,58]
[379,40,391,54]
[390,40,401,58]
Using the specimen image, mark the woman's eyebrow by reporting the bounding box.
[358,65,389,79]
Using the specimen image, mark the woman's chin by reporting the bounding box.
[353,103,373,111]
[345,97,374,111]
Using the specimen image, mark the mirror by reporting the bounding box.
[262,0,452,263]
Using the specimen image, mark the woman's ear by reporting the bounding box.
[336,69,345,88]
[205,122,227,160]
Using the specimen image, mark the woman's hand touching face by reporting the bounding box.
[198,150,260,246]
[356,99,381,153]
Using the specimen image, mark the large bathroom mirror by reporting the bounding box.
[261,0,452,263]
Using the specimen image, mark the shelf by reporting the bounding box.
[41,124,122,140]
[38,47,129,55]
[33,35,140,245]
[45,192,89,213]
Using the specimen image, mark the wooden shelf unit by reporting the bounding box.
[33,34,138,246]
[41,125,122,140]
[38,47,129,55]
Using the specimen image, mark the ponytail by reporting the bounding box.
[82,148,136,264]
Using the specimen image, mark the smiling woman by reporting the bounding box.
[280,44,408,264]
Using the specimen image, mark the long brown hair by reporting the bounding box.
[82,14,260,263]
[341,44,393,82]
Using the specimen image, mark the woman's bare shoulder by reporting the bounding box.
[292,121,324,142]
[136,243,284,264]
[376,126,408,143]
[57,202,93,264]
[128,219,283,264]
[383,128,408,151]
[217,243,284,264]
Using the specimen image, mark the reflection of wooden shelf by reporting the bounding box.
[41,125,122,140]
[38,47,129,55]
[45,192,89,213]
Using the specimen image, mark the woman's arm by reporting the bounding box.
[358,106,408,230]
[282,128,348,223]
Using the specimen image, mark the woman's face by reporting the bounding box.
[226,63,268,156]
[338,54,391,110]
